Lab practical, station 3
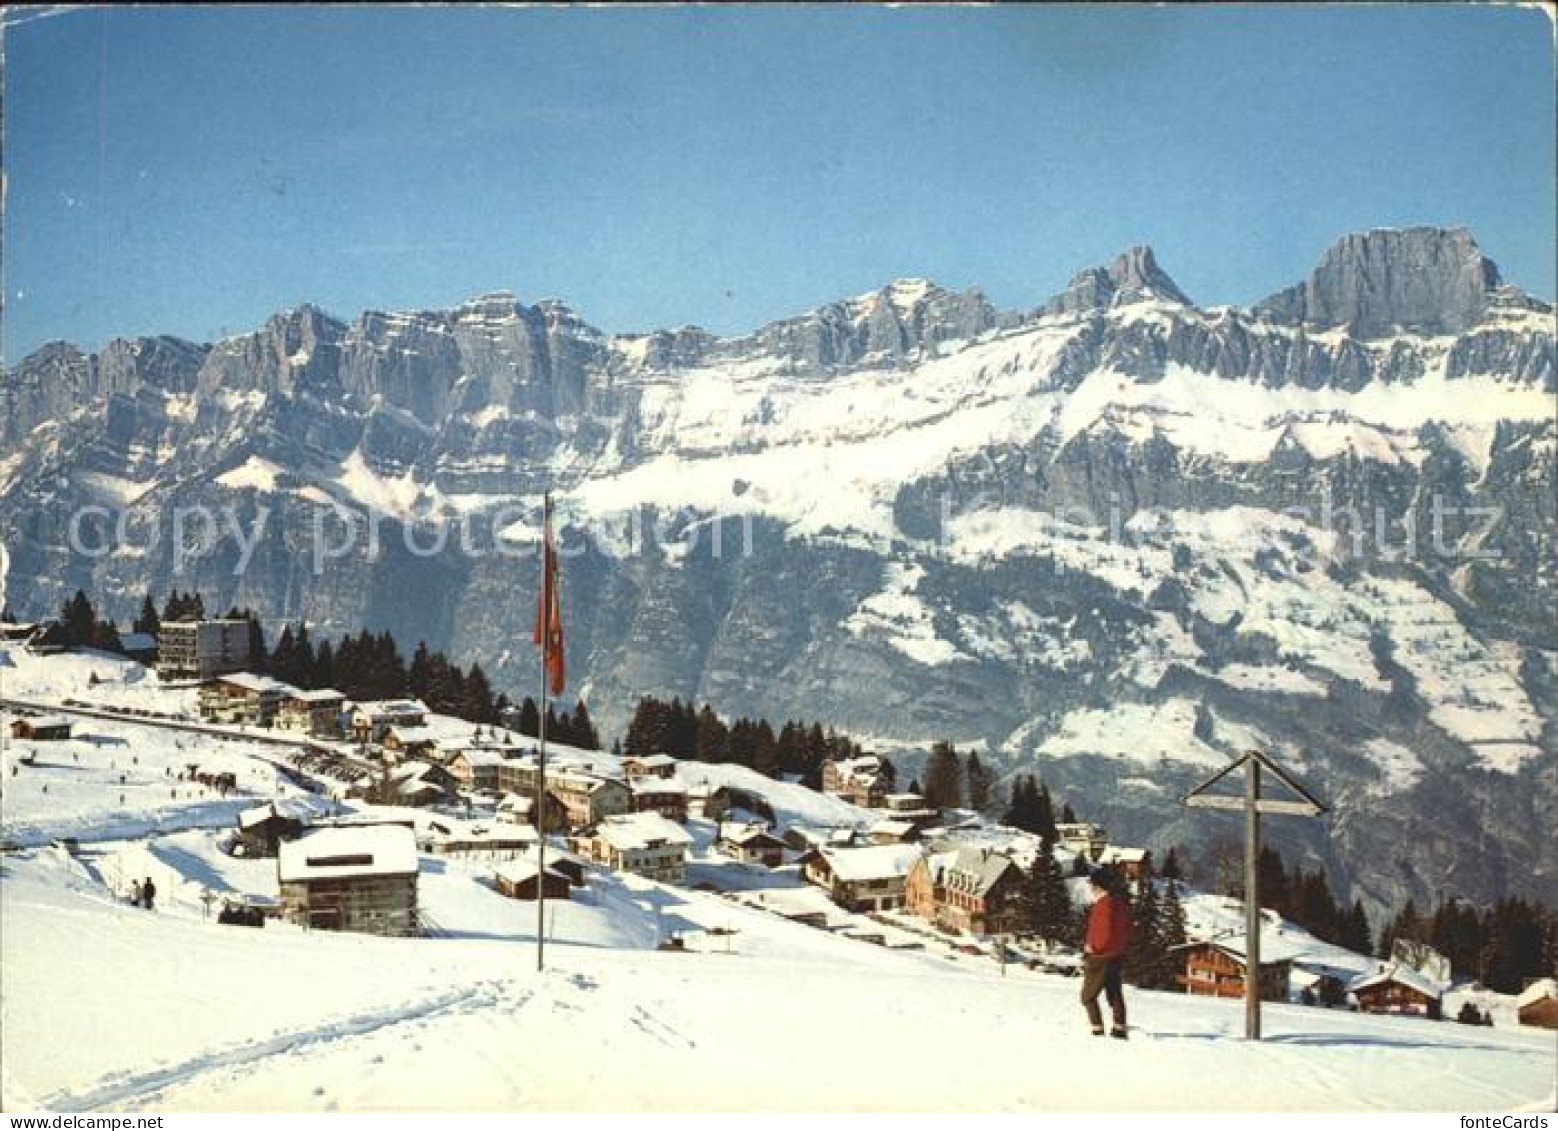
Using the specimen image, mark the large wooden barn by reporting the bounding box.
[278,824,419,936]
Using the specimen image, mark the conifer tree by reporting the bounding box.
[921,741,963,809]
[133,594,160,637]
[965,751,993,812]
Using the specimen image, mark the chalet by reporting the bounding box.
[802,843,921,912]
[548,769,633,829]
[576,812,693,884]
[1095,845,1151,884]
[869,818,919,844]
[622,753,679,779]
[495,790,569,833]
[1349,964,1444,1019]
[9,715,73,741]
[198,672,296,726]
[718,823,786,867]
[1174,937,1294,1002]
[1055,822,1108,861]
[391,761,457,806]
[446,747,508,792]
[275,689,345,738]
[349,699,428,744]
[1516,978,1558,1029]
[277,824,419,936]
[235,802,304,857]
[821,754,893,808]
[524,847,588,887]
[631,776,689,822]
[423,817,538,856]
[494,859,572,901]
[382,725,441,759]
[910,846,1027,937]
[883,792,937,819]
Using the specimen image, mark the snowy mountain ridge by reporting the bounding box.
[1,225,1554,918]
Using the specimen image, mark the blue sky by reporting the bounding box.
[3,5,1553,357]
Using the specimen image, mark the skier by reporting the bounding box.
[141,876,157,911]
[1080,867,1132,1040]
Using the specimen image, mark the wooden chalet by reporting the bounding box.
[1349,964,1443,1019]
[275,689,345,738]
[801,843,920,912]
[631,776,689,822]
[278,825,419,936]
[1174,937,1293,1002]
[718,823,786,867]
[236,802,303,857]
[1516,978,1558,1029]
[494,859,572,901]
[199,673,294,727]
[622,753,679,779]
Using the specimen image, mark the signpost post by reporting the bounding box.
[1185,749,1326,1040]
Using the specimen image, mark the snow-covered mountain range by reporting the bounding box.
[2,226,1554,917]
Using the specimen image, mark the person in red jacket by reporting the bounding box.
[1081,868,1132,1039]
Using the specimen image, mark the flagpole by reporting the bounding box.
[535,493,549,973]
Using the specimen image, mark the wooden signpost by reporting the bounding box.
[1185,749,1326,1040]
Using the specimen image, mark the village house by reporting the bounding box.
[495,790,569,833]
[9,715,73,741]
[277,824,420,936]
[622,753,679,779]
[802,843,921,912]
[235,801,304,857]
[198,673,295,727]
[423,817,538,857]
[1174,937,1294,1002]
[546,768,634,829]
[905,846,1027,936]
[349,699,429,744]
[494,858,572,902]
[1515,978,1558,1029]
[821,754,893,809]
[575,812,694,884]
[718,823,786,867]
[631,776,689,822]
[1094,845,1152,884]
[446,747,509,792]
[1055,822,1108,861]
[381,725,441,760]
[1349,964,1444,1019]
[275,688,345,738]
[156,618,251,682]
[883,792,937,819]
[389,761,458,806]
[869,818,920,844]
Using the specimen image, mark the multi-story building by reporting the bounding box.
[275,689,346,738]
[277,824,419,936]
[157,619,251,682]
[198,673,295,726]
[575,812,693,884]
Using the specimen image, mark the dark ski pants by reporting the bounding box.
[1081,955,1127,1031]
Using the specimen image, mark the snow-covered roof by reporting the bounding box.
[352,699,427,718]
[594,812,694,852]
[1515,978,1558,1009]
[1348,963,1444,999]
[278,824,419,882]
[870,818,917,838]
[286,688,345,704]
[626,753,677,769]
[449,747,507,768]
[214,672,296,695]
[1096,845,1148,865]
[1177,933,1305,966]
[721,823,784,848]
[494,859,571,886]
[943,846,1019,896]
[818,843,922,883]
[238,802,296,829]
[631,777,687,795]
[386,725,439,745]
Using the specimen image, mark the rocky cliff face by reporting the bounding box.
[2,227,1554,919]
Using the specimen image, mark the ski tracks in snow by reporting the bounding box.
[46,979,521,1112]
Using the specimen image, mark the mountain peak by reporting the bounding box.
[1042,244,1190,318]
[1256,226,1505,338]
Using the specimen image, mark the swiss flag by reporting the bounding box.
[533,498,565,696]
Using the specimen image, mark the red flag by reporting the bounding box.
[533,498,565,696]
